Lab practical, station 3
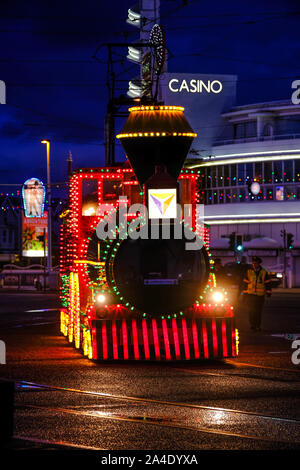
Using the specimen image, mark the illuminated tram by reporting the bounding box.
[59,105,239,361]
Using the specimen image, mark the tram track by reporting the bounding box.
[172,365,300,383]
[14,379,300,445]
[15,379,300,420]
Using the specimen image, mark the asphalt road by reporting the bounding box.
[0,291,300,451]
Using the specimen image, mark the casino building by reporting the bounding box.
[188,99,300,286]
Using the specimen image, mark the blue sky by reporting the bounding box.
[0,0,299,187]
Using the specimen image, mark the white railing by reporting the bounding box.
[214,133,300,146]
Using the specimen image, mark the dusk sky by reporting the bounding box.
[0,0,299,188]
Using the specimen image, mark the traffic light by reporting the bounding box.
[236,234,243,252]
[287,233,294,250]
[228,232,236,251]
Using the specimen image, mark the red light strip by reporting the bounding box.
[222,319,228,357]
[172,318,181,360]
[162,319,171,360]
[231,327,236,357]
[152,319,161,360]
[122,319,129,360]
[132,319,139,360]
[181,319,190,360]
[102,322,108,360]
[142,319,150,360]
[92,325,97,359]
[202,320,209,359]
[192,320,200,359]
[112,320,118,360]
[212,319,218,357]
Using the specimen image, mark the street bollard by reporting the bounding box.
[0,380,14,441]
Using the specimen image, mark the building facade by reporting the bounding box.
[189,100,300,286]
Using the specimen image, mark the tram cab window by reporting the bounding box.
[102,180,123,203]
[82,179,98,216]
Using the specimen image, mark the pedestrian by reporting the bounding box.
[238,256,249,295]
[243,256,271,331]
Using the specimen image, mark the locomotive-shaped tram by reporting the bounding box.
[59,105,239,361]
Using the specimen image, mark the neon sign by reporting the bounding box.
[168,79,223,94]
[22,177,45,217]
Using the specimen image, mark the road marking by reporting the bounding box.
[25,308,59,313]
[268,351,290,354]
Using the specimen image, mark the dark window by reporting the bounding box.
[264,162,272,183]
[274,161,282,183]
[235,123,245,139]
[232,188,238,203]
[226,191,231,203]
[254,162,263,183]
[211,167,217,187]
[295,160,300,182]
[263,123,273,137]
[231,165,237,186]
[239,188,246,202]
[82,179,98,216]
[204,168,209,188]
[284,160,293,183]
[217,166,223,187]
[266,187,274,200]
[245,121,256,138]
[285,186,297,200]
[246,163,253,181]
[237,164,245,185]
[207,190,212,204]
[256,189,263,201]
[224,166,229,186]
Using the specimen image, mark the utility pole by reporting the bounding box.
[41,140,52,274]
[67,150,73,177]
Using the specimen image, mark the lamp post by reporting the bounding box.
[41,140,52,273]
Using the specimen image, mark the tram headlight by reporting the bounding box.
[96,294,106,303]
[212,291,224,304]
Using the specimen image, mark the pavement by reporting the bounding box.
[1,291,300,451]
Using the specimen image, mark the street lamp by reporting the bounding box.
[41,140,52,273]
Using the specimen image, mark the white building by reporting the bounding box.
[188,100,300,286]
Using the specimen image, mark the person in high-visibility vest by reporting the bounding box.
[243,256,271,331]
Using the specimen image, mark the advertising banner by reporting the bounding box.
[22,177,45,217]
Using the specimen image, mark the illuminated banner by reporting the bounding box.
[162,73,237,158]
[168,78,223,94]
[22,212,48,257]
[22,177,45,217]
[276,186,284,201]
[148,188,177,219]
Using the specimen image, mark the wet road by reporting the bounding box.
[0,291,300,450]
